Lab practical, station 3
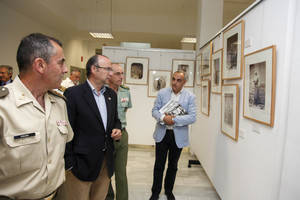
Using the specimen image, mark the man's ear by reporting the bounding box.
[32,58,46,74]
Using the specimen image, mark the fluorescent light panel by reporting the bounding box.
[89,32,114,39]
[181,37,197,43]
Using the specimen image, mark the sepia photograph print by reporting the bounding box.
[243,45,276,127]
[172,59,195,87]
[148,70,171,97]
[195,53,202,85]
[223,20,244,80]
[211,49,223,94]
[125,57,149,85]
[201,42,213,77]
[221,84,239,141]
[201,80,210,116]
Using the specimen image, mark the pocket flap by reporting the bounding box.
[57,125,68,134]
[73,146,90,154]
[5,132,41,147]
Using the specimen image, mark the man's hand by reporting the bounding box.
[111,128,122,140]
[163,114,175,125]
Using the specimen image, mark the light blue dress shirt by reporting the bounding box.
[87,80,107,130]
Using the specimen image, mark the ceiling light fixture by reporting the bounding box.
[181,37,197,43]
[89,32,114,39]
[89,0,114,39]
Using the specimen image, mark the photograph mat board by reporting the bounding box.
[148,70,171,97]
[196,54,202,85]
[172,59,195,87]
[201,80,210,116]
[125,57,149,85]
[223,20,244,79]
[211,49,223,94]
[244,46,276,126]
[201,43,212,77]
[221,84,239,141]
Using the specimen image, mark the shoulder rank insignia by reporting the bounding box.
[120,85,129,90]
[48,90,67,101]
[0,86,9,98]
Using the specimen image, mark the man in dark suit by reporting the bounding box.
[63,55,122,200]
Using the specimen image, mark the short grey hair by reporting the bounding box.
[16,33,62,72]
[0,65,13,75]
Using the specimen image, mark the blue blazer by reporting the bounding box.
[152,87,196,148]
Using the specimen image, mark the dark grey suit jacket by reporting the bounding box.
[64,81,121,181]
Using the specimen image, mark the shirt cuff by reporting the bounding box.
[160,114,165,122]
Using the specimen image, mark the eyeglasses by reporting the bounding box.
[94,65,113,72]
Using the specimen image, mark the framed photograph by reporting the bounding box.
[195,53,202,85]
[243,45,276,127]
[201,42,213,77]
[201,80,210,116]
[125,57,149,85]
[222,20,244,80]
[221,84,239,141]
[112,62,125,84]
[148,70,171,97]
[172,59,195,87]
[211,49,223,94]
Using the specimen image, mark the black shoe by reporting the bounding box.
[149,193,159,200]
[165,192,175,200]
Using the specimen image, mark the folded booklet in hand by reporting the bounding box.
[159,100,187,116]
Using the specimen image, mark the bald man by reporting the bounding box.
[64,55,122,200]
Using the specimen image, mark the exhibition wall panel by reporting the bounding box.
[103,47,195,145]
[191,0,299,200]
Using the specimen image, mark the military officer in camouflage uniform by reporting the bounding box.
[0,33,73,200]
[106,63,132,200]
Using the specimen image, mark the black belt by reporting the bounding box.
[0,190,56,200]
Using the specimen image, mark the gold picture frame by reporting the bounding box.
[243,45,276,127]
[148,70,171,97]
[201,80,210,116]
[222,20,245,80]
[221,84,239,141]
[125,57,149,85]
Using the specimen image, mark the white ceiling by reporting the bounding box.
[1,0,254,49]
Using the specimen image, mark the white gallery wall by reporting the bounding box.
[0,2,63,78]
[191,0,300,200]
[103,46,195,145]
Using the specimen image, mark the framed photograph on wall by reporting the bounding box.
[201,80,210,116]
[222,20,244,80]
[221,84,239,141]
[201,42,213,77]
[243,45,276,127]
[195,53,202,85]
[172,59,195,87]
[148,70,171,97]
[125,57,149,85]
[211,49,223,94]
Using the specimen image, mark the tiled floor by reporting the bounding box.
[113,146,221,200]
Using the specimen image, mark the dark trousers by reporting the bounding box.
[151,130,182,195]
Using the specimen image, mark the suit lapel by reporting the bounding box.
[178,89,186,106]
[82,82,105,130]
[104,89,112,128]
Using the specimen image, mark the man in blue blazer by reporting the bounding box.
[63,55,122,200]
[150,71,196,200]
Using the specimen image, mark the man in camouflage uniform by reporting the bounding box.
[106,63,132,200]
